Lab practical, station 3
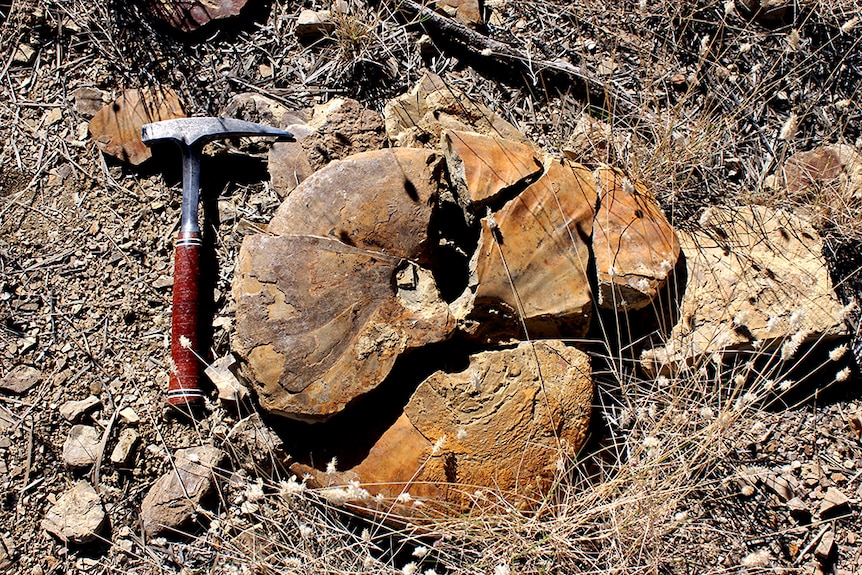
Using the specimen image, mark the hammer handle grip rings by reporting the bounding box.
[168,232,204,407]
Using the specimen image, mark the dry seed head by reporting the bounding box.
[326,457,338,474]
[841,17,859,33]
[779,113,799,141]
[836,367,852,382]
[830,344,848,362]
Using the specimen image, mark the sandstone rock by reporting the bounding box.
[41,481,106,544]
[205,353,249,403]
[59,395,101,422]
[384,72,530,148]
[12,43,36,65]
[110,428,140,468]
[268,148,444,263]
[225,413,287,475]
[63,424,100,469]
[267,98,386,197]
[462,158,596,342]
[293,340,592,514]
[89,87,185,165]
[434,0,481,27]
[140,445,224,537]
[296,9,336,40]
[301,98,387,171]
[735,0,793,22]
[818,487,850,518]
[441,129,543,207]
[0,533,14,570]
[815,529,836,563]
[562,114,616,166]
[641,206,849,376]
[0,365,42,394]
[592,166,680,311]
[234,235,454,420]
[765,144,862,229]
[144,0,250,32]
[71,87,107,118]
[119,406,140,425]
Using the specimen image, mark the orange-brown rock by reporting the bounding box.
[89,87,185,165]
[442,129,543,206]
[461,158,596,342]
[144,0,249,32]
[592,166,680,311]
[267,148,445,265]
[293,340,592,516]
[384,72,531,148]
[233,235,454,421]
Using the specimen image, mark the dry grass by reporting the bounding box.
[1,0,860,573]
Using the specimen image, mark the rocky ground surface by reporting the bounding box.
[1,0,862,573]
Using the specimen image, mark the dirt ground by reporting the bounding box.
[1,0,862,573]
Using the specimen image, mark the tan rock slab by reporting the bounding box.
[144,0,250,32]
[42,481,106,544]
[234,234,454,420]
[59,395,101,422]
[0,365,42,394]
[110,428,140,468]
[140,445,224,537]
[465,158,596,341]
[63,424,100,469]
[384,72,531,148]
[592,166,680,311]
[300,98,387,171]
[89,87,185,165]
[641,206,849,376]
[294,340,592,515]
[442,129,543,206]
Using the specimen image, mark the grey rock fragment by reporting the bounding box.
[59,395,101,422]
[0,365,42,394]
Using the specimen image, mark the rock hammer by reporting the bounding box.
[142,117,293,411]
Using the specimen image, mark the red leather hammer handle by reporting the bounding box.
[168,232,204,406]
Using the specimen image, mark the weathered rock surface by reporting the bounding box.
[89,87,185,165]
[462,158,597,342]
[63,424,100,469]
[267,98,386,197]
[41,481,106,544]
[59,395,101,422]
[110,428,140,468]
[295,8,336,40]
[765,144,862,229]
[71,86,107,118]
[562,113,616,166]
[140,445,224,537]
[267,148,444,263]
[735,0,793,22]
[300,98,387,171]
[225,413,287,475]
[205,353,249,403]
[592,166,680,311]
[434,0,482,27]
[442,129,543,207]
[143,0,249,32]
[641,206,849,375]
[384,72,531,148]
[0,365,42,394]
[294,340,592,514]
[234,234,454,420]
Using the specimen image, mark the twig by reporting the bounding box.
[387,0,647,122]
[91,408,118,491]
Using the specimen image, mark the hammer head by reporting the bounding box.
[141,117,293,148]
